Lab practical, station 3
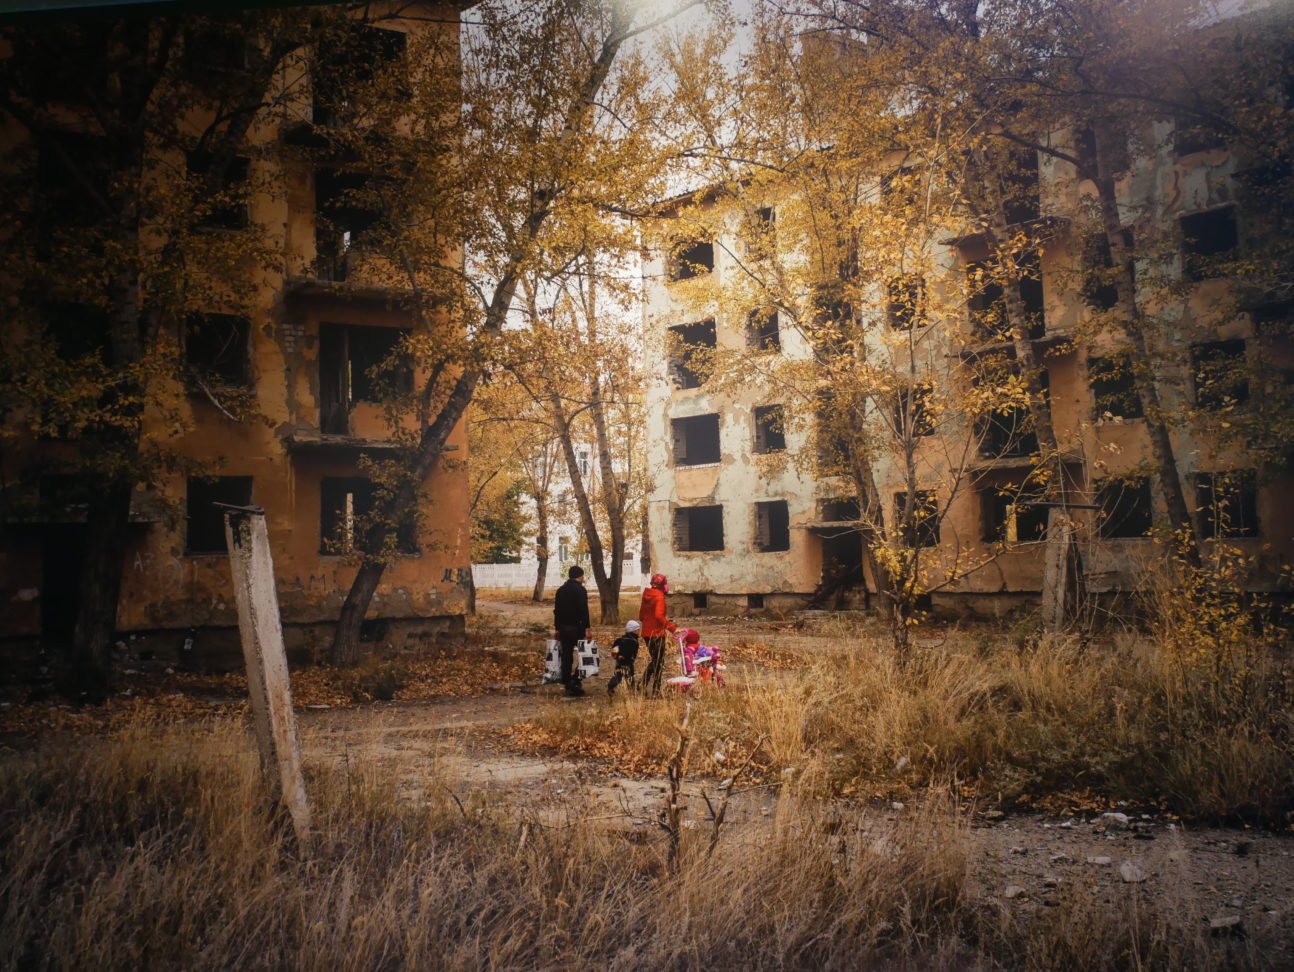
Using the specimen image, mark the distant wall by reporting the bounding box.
[473,559,644,593]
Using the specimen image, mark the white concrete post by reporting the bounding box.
[221,503,311,848]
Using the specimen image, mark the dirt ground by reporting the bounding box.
[292,596,1294,954]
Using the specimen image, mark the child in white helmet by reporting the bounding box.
[607,619,641,697]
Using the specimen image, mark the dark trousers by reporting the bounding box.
[641,635,668,695]
[607,661,635,696]
[556,624,583,688]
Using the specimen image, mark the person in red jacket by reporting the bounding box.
[639,573,677,695]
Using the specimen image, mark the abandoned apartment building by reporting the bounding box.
[0,8,470,670]
[643,124,1294,619]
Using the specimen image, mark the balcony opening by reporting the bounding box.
[314,168,382,281]
[319,323,412,434]
[668,238,714,281]
[313,24,407,128]
[886,273,926,330]
[186,476,252,554]
[43,302,109,361]
[753,404,786,454]
[1190,339,1248,410]
[185,313,251,388]
[186,151,250,231]
[965,252,1044,341]
[667,319,716,389]
[320,475,417,555]
[815,390,853,473]
[895,490,940,548]
[1097,476,1153,539]
[976,370,1047,459]
[671,413,721,466]
[979,485,1048,543]
[754,500,790,552]
[673,505,724,552]
[1194,470,1259,539]
[1181,206,1238,281]
[746,307,781,350]
[1089,352,1143,420]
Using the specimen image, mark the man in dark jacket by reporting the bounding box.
[553,565,592,696]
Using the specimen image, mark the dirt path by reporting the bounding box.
[294,603,1294,954]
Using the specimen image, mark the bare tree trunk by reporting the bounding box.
[1092,124,1200,566]
[532,501,549,602]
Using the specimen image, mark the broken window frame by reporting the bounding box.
[819,496,861,522]
[753,499,791,553]
[894,380,936,438]
[670,413,721,467]
[313,23,409,129]
[979,484,1049,544]
[319,322,413,434]
[185,312,251,388]
[186,475,252,554]
[314,167,385,282]
[1193,469,1259,540]
[1097,475,1154,539]
[753,404,786,454]
[672,504,724,553]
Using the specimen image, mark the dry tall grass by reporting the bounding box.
[530,629,1294,824]
[1,715,1278,970]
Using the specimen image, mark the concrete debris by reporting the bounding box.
[1209,916,1245,938]
[1119,861,1147,883]
[1099,812,1131,829]
[1086,856,1112,866]
[1003,885,1026,899]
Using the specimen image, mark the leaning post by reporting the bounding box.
[219,502,311,849]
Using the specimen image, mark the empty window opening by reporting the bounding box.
[1194,470,1259,539]
[965,253,1044,341]
[808,285,854,359]
[668,238,714,281]
[895,490,940,548]
[315,168,383,281]
[313,24,407,128]
[1174,116,1226,159]
[320,475,417,555]
[693,592,709,610]
[754,500,790,552]
[186,313,250,387]
[673,505,724,552]
[319,323,412,434]
[747,307,781,350]
[747,593,765,609]
[1089,353,1143,420]
[186,476,252,554]
[881,166,920,208]
[1097,476,1153,539]
[820,496,861,522]
[755,206,775,229]
[886,274,926,330]
[668,319,716,389]
[43,302,109,361]
[187,151,250,231]
[1002,148,1041,225]
[1075,123,1130,179]
[1191,339,1248,410]
[815,390,853,472]
[183,23,252,77]
[1081,229,1134,312]
[979,486,1049,543]
[1181,207,1238,281]
[671,413,721,466]
[977,369,1047,459]
[753,404,786,454]
[37,129,112,233]
[894,380,935,438]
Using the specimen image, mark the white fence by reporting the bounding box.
[473,559,644,592]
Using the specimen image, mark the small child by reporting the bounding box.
[607,620,641,696]
[682,628,724,686]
